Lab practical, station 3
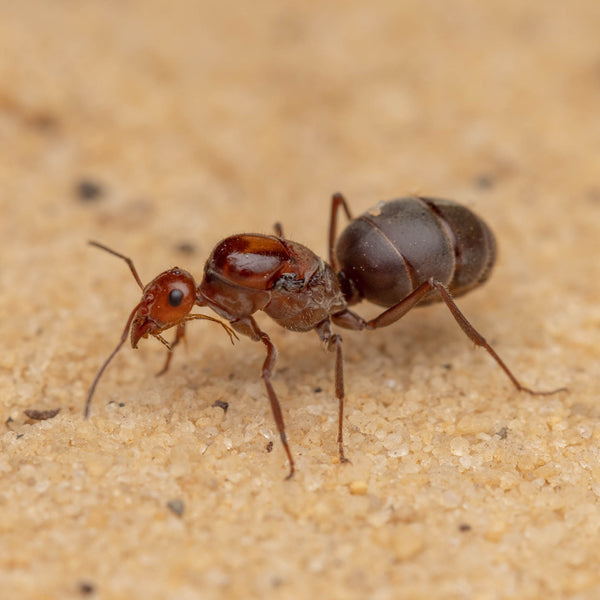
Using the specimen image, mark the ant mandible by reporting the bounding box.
[85,193,565,478]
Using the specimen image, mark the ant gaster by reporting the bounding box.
[86,193,565,478]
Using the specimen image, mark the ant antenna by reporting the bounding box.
[84,299,144,417]
[89,241,145,289]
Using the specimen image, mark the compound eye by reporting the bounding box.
[168,288,184,307]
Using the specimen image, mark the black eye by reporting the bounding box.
[168,288,184,307]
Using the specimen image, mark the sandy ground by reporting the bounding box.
[1,1,600,598]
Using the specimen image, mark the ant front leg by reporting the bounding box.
[156,315,237,377]
[314,319,349,465]
[229,316,295,478]
[333,278,566,396]
[156,323,186,376]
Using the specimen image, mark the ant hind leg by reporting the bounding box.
[332,278,566,396]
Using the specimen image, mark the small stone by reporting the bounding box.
[348,480,368,495]
[166,499,185,517]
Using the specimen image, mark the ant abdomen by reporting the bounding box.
[335,197,496,307]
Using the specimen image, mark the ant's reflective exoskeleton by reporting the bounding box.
[86,193,565,477]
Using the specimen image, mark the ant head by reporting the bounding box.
[130,268,196,347]
[85,242,238,419]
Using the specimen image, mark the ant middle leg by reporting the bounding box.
[332,278,565,396]
[315,319,349,464]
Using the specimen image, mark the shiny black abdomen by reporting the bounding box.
[335,197,496,307]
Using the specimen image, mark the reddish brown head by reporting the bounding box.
[130,267,196,347]
[85,241,237,419]
[84,264,197,418]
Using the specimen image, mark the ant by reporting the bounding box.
[85,193,565,478]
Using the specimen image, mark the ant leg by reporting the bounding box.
[156,315,237,376]
[329,193,353,271]
[156,323,186,376]
[315,319,349,464]
[333,279,450,331]
[89,241,145,290]
[230,316,295,478]
[185,314,238,344]
[427,282,566,395]
[333,278,566,396]
[273,222,284,237]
